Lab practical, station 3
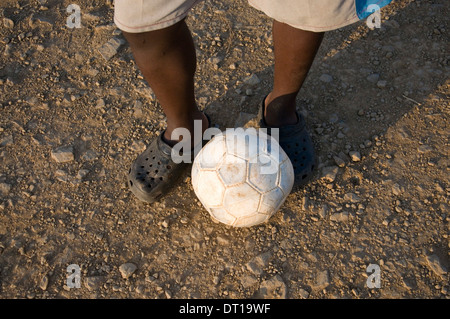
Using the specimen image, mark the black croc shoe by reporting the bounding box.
[128,113,211,203]
[257,97,316,186]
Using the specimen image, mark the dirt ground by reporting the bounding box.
[0,0,448,299]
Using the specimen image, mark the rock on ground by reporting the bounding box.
[425,255,447,277]
[312,270,330,290]
[257,275,287,299]
[98,37,126,61]
[0,182,11,196]
[51,146,74,163]
[84,276,106,291]
[321,166,339,183]
[119,263,137,279]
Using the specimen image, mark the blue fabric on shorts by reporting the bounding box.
[356,0,393,19]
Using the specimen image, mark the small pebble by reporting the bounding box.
[3,18,14,29]
[349,151,361,162]
[243,74,260,86]
[0,182,12,196]
[51,146,74,163]
[321,166,339,183]
[119,263,137,279]
[319,74,333,83]
[39,275,49,291]
[333,156,345,168]
[377,80,387,88]
[367,73,380,83]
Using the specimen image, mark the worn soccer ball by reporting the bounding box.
[191,128,294,227]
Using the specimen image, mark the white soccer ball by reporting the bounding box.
[191,128,294,227]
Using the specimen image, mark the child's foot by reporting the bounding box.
[258,95,316,185]
[128,113,211,203]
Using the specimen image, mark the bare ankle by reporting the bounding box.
[264,93,298,127]
[163,112,209,147]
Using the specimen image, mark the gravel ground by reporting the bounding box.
[0,0,448,299]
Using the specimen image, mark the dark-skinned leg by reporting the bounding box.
[122,19,208,146]
[264,20,324,127]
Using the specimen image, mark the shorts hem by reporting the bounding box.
[114,0,201,33]
[283,16,361,32]
[248,0,361,32]
[114,14,188,33]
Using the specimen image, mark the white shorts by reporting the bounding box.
[114,0,392,33]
